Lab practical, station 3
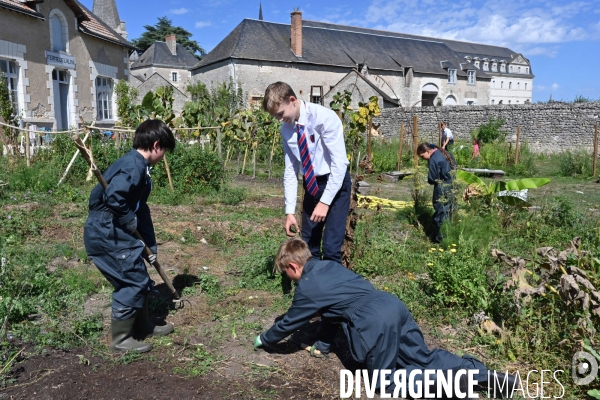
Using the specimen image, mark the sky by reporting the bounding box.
[81,0,600,103]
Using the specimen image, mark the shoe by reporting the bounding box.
[485,371,520,399]
[110,315,153,353]
[134,295,174,337]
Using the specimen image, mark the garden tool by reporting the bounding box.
[72,135,181,301]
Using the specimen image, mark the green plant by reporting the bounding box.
[0,72,19,146]
[471,117,506,144]
[556,150,594,177]
[114,80,140,127]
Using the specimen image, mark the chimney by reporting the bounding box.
[165,34,177,56]
[290,10,302,57]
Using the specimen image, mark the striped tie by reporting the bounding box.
[297,124,318,196]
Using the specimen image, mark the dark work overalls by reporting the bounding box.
[261,260,489,392]
[83,149,156,320]
[428,149,455,243]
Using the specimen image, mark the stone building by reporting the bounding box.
[0,0,133,131]
[191,11,533,109]
[130,35,198,92]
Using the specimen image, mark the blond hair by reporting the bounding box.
[262,81,296,113]
[274,237,312,273]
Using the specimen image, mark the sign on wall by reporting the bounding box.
[45,50,75,69]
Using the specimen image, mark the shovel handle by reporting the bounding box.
[72,135,180,300]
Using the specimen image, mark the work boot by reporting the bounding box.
[110,316,153,353]
[134,295,174,337]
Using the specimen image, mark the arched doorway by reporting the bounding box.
[444,95,457,106]
[421,83,438,107]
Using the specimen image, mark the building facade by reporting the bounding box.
[191,12,533,109]
[0,0,133,131]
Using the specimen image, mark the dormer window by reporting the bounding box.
[474,61,480,69]
[464,56,472,63]
[483,62,489,71]
[525,67,529,74]
[448,69,457,84]
[518,66,521,73]
[492,63,497,72]
[500,64,506,72]
[467,70,475,85]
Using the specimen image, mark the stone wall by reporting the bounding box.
[374,102,600,153]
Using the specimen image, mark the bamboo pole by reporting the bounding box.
[515,126,521,165]
[268,134,277,179]
[438,122,442,148]
[163,155,174,191]
[241,144,248,175]
[413,115,419,167]
[58,130,90,185]
[252,147,256,179]
[115,129,120,149]
[397,123,404,170]
[593,125,598,177]
[25,123,30,167]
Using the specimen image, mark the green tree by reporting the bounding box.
[0,73,18,145]
[131,17,206,57]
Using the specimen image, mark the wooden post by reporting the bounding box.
[397,123,404,170]
[367,118,372,159]
[438,122,442,148]
[115,130,120,149]
[59,130,90,185]
[216,127,222,158]
[413,115,419,167]
[25,123,30,167]
[515,126,521,165]
[593,125,598,177]
[163,155,174,192]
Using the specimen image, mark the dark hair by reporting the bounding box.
[262,82,296,113]
[417,142,456,169]
[132,119,176,152]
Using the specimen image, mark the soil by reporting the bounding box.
[0,176,450,400]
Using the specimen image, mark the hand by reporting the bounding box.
[147,253,157,265]
[124,217,137,233]
[310,202,329,223]
[253,335,263,351]
[285,214,299,237]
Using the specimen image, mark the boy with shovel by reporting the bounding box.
[84,119,175,352]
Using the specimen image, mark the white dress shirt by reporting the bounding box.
[281,100,349,215]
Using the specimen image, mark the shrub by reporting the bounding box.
[555,150,594,177]
[471,117,506,144]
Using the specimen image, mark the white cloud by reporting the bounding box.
[195,21,212,28]
[535,84,547,91]
[169,8,189,15]
[551,83,560,91]
[353,0,599,55]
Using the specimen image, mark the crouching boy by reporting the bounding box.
[253,238,519,398]
[84,119,176,353]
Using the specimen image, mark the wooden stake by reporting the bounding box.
[58,130,90,185]
[515,126,521,165]
[367,118,373,159]
[397,123,404,170]
[216,127,222,158]
[25,123,30,167]
[115,130,120,149]
[438,122,442,148]
[163,155,174,191]
[593,124,598,177]
[413,115,419,167]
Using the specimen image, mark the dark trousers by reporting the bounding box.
[301,170,351,263]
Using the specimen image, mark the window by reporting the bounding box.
[0,59,18,111]
[509,82,512,89]
[501,81,504,89]
[508,100,511,104]
[517,82,520,90]
[50,12,67,52]
[525,83,528,90]
[483,62,489,71]
[510,66,513,72]
[501,64,506,72]
[96,77,113,120]
[310,86,323,105]
[447,69,457,84]
[492,80,495,88]
[467,70,475,85]
[526,67,529,74]
[249,95,263,108]
[474,61,480,69]
[518,67,521,73]
[171,72,178,82]
[492,63,497,72]
[491,99,495,105]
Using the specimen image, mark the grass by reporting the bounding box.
[1,138,600,398]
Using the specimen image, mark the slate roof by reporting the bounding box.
[192,19,532,78]
[0,0,134,49]
[130,42,199,70]
[327,69,400,106]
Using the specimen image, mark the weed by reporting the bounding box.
[172,345,216,377]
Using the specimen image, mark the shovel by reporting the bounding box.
[72,135,180,301]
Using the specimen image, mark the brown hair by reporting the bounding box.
[274,237,312,273]
[417,142,456,169]
[262,82,296,113]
